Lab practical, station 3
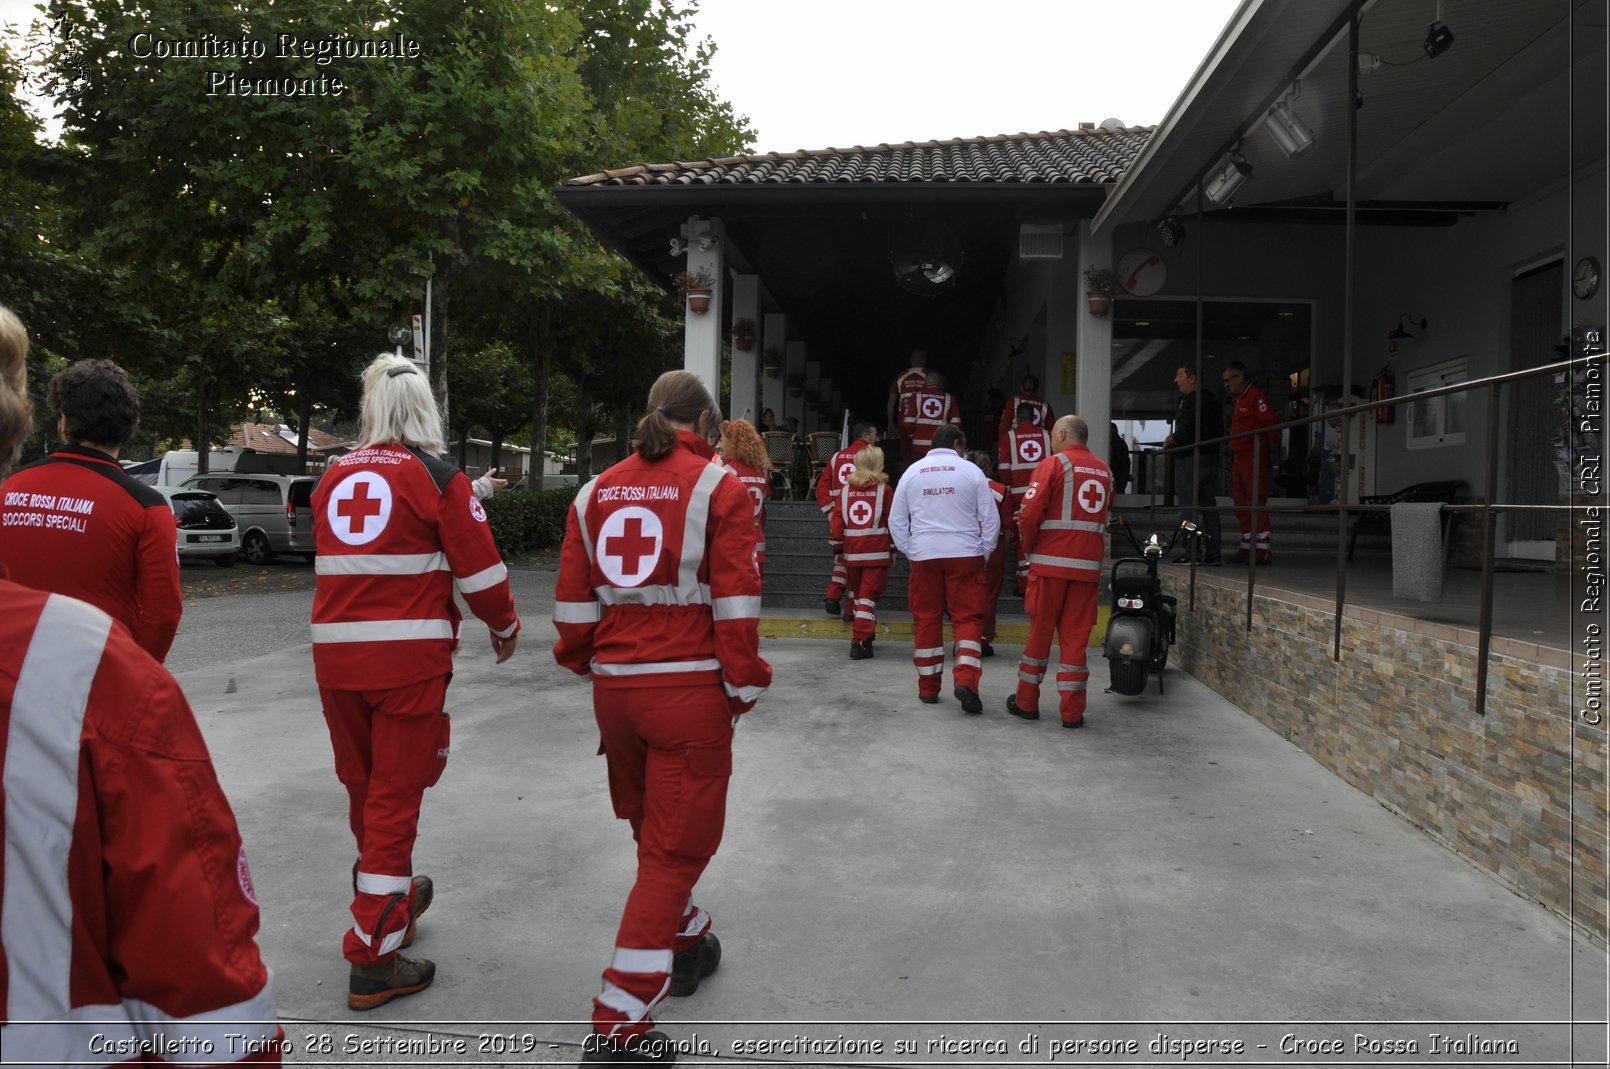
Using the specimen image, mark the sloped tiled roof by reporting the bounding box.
[225,422,347,454]
[566,125,1154,188]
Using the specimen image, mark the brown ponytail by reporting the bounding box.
[0,304,34,474]
[633,370,719,460]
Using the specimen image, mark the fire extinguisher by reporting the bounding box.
[1371,367,1395,423]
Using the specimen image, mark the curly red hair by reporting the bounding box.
[718,418,771,471]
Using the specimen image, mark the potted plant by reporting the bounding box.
[673,267,715,314]
[1084,265,1120,317]
[731,317,756,351]
[785,372,805,398]
[762,346,784,378]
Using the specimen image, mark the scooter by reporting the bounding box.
[1102,516,1195,696]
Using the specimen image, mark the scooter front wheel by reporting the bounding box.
[1108,656,1150,696]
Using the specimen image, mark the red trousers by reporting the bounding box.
[981,542,1005,641]
[908,555,985,697]
[320,677,450,965]
[1014,575,1098,724]
[1231,456,1272,556]
[844,564,888,642]
[592,684,733,1039]
[824,553,850,601]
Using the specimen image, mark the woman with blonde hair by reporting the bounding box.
[829,445,895,659]
[717,417,771,573]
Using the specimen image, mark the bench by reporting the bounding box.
[1347,480,1467,560]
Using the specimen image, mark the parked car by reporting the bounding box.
[154,485,239,566]
[179,473,317,565]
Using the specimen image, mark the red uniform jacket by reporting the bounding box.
[1229,384,1280,461]
[998,420,1051,508]
[720,457,770,560]
[986,478,1011,550]
[0,445,182,661]
[1017,444,1112,583]
[889,367,927,439]
[311,445,520,691]
[814,437,871,515]
[829,480,894,568]
[900,387,961,461]
[0,581,280,1066]
[995,392,1053,441]
[553,432,772,714]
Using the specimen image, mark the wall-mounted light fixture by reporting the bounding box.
[1387,314,1428,340]
[1423,20,1454,58]
[1203,150,1253,205]
[1156,214,1186,247]
[1265,97,1314,160]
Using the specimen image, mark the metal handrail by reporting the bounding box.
[1133,351,1602,716]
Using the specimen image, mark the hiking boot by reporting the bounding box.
[670,932,721,997]
[580,1030,679,1065]
[348,953,436,1011]
[402,875,433,947]
[1006,695,1040,721]
[954,686,983,714]
[849,639,873,660]
[980,640,995,658]
[918,694,939,705]
[823,598,841,617]
[1062,717,1085,730]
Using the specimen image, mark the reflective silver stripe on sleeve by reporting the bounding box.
[1025,553,1102,571]
[316,552,449,576]
[554,601,603,624]
[573,476,601,563]
[455,561,509,594]
[355,871,412,895]
[679,463,727,601]
[491,619,520,639]
[591,658,723,677]
[1056,452,1076,522]
[1040,520,1107,533]
[310,619,457,643]
[723,681,767,703]
[4,596,111,1020]
[712,595,761,621]
[611,947,673,974]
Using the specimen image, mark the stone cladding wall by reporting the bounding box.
[1165,574,1607,943]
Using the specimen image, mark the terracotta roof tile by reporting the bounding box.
[565,126,1154,188]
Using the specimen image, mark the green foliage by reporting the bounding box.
[482,482,581,557]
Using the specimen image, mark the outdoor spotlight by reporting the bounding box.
[1265,100,1314,160]
[1203,151,1252,205]
[1157,215,1185,247]
[1422,21,1454,59]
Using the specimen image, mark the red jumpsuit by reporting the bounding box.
[1015,444,1111,725]
[553,430,771,1041]
[997,420,1051,587]
[815,437,871,603]
[721,457,771,573]
[1229,383,1280,561]
[981,478,1010,644]
[829,479,894,643]
[888,367,927,463]
[900,387,962,465]
[0,580,282,1066]
[0,445,182,660]
[311,445,520,966]
[995,391,1053,442]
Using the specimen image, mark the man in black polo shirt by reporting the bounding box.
[1162,364,1222,566]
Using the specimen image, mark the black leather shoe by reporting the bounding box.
[954,686,983,714]
[670,932,720,997]
[980,641,995,658]
[849,640,872,660]
[918,694,939,705]
[1062,717,1085,730]
[1006,696,1040,721]
[823,598,841,617]
[580,1030,679,1064]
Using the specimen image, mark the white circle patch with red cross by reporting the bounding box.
[237,846,257,906]
[747,485,766,514]
[1019,438,1044,463]
[838,460,855,485]
[920,395,944,419]
[848,499,873,526]
[1077,478,1107,515]
[469,496,487,523]
[327,471,393,546]
[597,506,664,588]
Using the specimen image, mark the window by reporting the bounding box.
[239,479,279,505]
[1405,357,1467,450]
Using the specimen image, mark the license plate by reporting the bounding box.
[192,534,227,543]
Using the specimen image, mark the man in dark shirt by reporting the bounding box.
[1162,365,1222,565]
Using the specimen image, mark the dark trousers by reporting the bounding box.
[1171,456,1222,560]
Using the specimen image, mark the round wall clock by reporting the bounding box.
[1117,248,1167,297]
[1573,256,1601,300]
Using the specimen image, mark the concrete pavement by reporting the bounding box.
[176,569,1607,1066]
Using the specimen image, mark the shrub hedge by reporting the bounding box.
[482,483,581,558]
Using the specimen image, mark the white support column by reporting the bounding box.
[1073,220,1113,463]
[681,217,724,399]
[730,273,760,422]
[762,313,787,423]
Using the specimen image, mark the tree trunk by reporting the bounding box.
[457,425,469,471]
[490,435,503,471]
[524,305,553,481]
[576,377,595,480]
[196,372,210,475]
[429,272,452,439]
[616,402,632,466]
[296,389,313,471]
